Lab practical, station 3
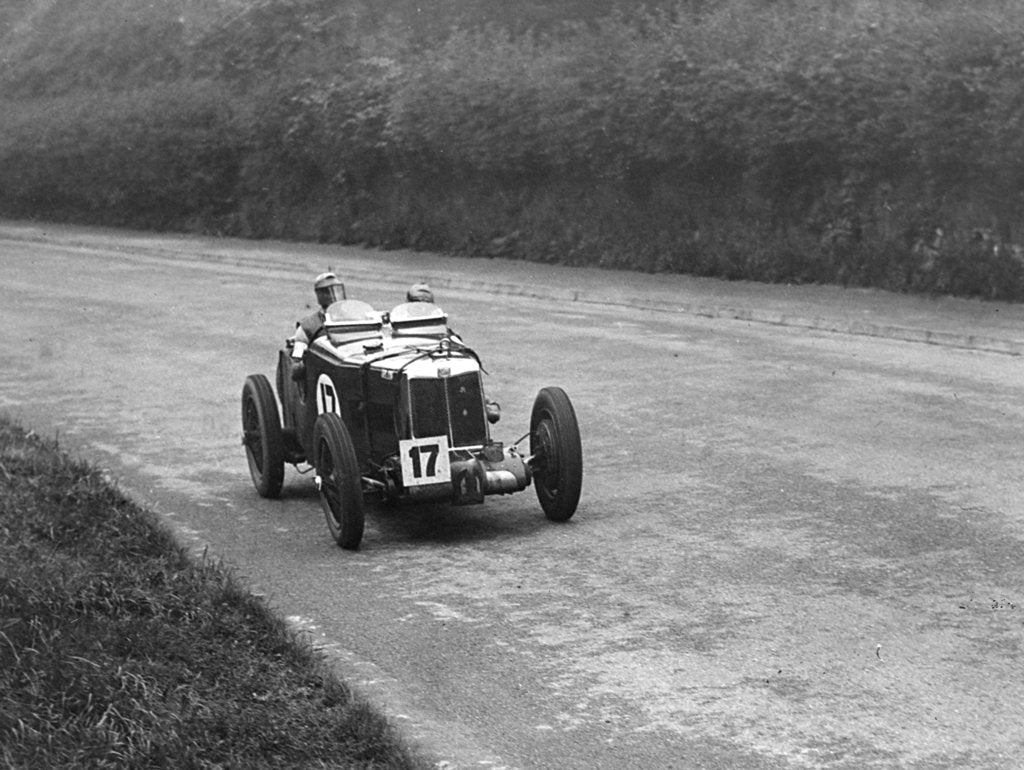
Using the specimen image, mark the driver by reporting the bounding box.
[290,272,346,379]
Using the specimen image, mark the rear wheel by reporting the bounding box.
[241,374,285,499]
[530,387,583,522]
[313,413,365,549]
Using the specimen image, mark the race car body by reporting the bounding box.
[242,298,582,549]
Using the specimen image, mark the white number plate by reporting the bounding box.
[399,436,451,487]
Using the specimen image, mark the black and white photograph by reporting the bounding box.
[2,2,1023,767]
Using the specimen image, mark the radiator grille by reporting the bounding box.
[410,372,487,448]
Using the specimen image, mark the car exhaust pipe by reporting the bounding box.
[484,469,522,494]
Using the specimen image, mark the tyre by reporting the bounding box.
[530,387,583,522]
[313,413,365,549]
[242,374,285,499]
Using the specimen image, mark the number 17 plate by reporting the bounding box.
[399,435,451,487]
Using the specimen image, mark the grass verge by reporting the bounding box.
[0,418,432,769]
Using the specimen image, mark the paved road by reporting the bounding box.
[2,222,1024,768]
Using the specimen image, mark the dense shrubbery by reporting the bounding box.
[3,0,1024,298]
[0,81,243,228]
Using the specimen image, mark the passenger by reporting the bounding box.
[396,282,454,339]
[406,282,434,303]
[290,272,346,380]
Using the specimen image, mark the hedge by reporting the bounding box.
[3,0,1024,298]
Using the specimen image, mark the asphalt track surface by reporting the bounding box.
[2,221,1024,768]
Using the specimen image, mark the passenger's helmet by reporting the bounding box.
[406,282,434,303]
[314,272,346,308]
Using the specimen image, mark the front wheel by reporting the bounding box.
[313,413,365,549]
[530,387,583,522]
[241,374,285,499]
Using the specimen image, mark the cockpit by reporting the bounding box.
[321,299,450,351]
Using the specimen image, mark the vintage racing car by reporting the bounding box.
[241,297,582,549]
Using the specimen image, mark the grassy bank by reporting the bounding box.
[0,419,430,769]
[2,0,1024,299]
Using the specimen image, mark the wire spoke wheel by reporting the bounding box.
[313,413,365,549]
[241,374,284,499]
[530,387,582,522]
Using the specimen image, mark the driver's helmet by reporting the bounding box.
[406,282,434,303]
[314,272,346,309]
